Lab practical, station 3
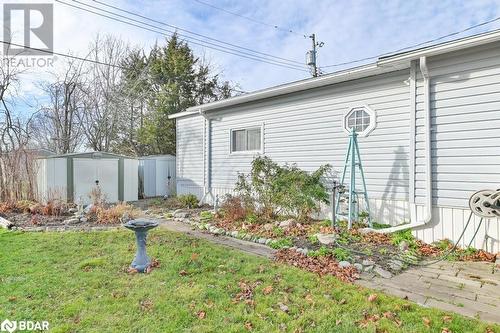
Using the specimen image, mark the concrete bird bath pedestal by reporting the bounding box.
[123,219,158,273]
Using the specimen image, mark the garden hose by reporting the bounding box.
[332,210,486,269]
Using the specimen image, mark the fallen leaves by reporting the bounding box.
[442,315,452,323]
[367,294,378,302]
[233,280,259,305]
[244,322,253,331]
[196,310,206,319]
[140,299,153,312]
[423,317,431,327]
[262,285,273,295]
[273,249,359,282]
[179,269,188,276]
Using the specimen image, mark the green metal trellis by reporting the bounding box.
[335,131,372,229]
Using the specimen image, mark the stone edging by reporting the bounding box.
[170,212,397,279]
[9,225,122,232]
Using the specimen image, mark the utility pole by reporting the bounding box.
[306,34,324,77]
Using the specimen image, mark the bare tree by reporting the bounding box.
[0,47,38,201]
[78,34,129,152]
[32,58,86,154]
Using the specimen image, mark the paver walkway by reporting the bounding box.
[357,260,500,324]
[158,219,499,324]
[158,219,275,258]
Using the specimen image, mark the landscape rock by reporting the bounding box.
[364,265,374,272]
[83,204,94,214]
[362,259,375,266]
[278,303,289,313]
[258,238,267,244]
[374,266,393,279]
[173,211,189,219]
[338,261,351,268]
[399,241,409,252]
[64,218,80,225]
[80,217,88,223]
[353,263,363,272]
[388,260,404,271]
[316,233,336,245]
[68,208,78,214]
[279,219,296,228]
[230,231,239,238]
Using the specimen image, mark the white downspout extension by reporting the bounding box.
[367,56,433,233]
[199,109,214,204]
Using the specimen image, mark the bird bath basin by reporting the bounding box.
[123,219,158,273]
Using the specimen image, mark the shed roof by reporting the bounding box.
[40,151,137,160]
[169,28,500,119]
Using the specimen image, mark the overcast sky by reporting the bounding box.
[3,0,500,104]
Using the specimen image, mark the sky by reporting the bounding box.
[2,0,500,106]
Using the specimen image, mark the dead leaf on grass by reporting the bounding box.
[335,319,342,326]
[338,298,346,305]
[244,322,253,331]
[442,315,452,323]
[262,285,273,295]
[140,299,153,312]
[441,328,452,333]
[197,310,206,319]
[191,253,199,261]
[423,317,431,327]
[368,294,378,302]
[179,269,188,276]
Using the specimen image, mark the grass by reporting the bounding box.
[0,229,498,333]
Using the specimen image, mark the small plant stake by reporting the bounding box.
[123,219,158,273]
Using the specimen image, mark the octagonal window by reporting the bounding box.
[343,106,376,137]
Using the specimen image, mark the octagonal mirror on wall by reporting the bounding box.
[342,105,377,137]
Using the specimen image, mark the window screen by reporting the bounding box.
[347,109,370,132]
[232,127,261,152]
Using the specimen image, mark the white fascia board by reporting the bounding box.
[378,29,500,67]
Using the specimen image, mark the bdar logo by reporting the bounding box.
[0,319,17,333]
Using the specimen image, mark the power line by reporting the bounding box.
[321,15,500,69]
[89,0,305,66]
[1,39,249,95]
[191,0,308,38]
[1,40,126,69]
[56,0,308,72]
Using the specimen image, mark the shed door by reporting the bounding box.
[143,160,156,197]
[73,158,119,204]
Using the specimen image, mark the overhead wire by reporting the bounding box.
[190,0,308,38]
[321,15,500,70]
[56,0,308,72]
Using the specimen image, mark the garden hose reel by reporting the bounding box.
[468,189,500,218]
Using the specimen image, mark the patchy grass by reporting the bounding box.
[0,229,498,333]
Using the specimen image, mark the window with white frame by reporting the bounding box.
[343,106,376,137]
[231,127,262,152]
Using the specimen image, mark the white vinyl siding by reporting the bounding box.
[209,70,410,203]
[414,41,500,208]
[176,115,205,197]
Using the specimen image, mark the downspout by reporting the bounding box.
[199,109,214,204]
[367,56,433,233]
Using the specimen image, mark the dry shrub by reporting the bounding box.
[220,195,247,222]
[95,203,141,225]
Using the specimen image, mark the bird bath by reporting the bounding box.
[123,219,158,273]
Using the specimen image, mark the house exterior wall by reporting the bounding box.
[175,42,500,252]
[176,115,205,198]
[412,41,500,252]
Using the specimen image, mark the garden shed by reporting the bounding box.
[37,152,138,204]
[139,155,176,198]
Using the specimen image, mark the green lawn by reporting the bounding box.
[0,229,498,333]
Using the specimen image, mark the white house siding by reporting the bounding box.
[413,42,500,252]
[176,115,205,198]
[207,70,412,223]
